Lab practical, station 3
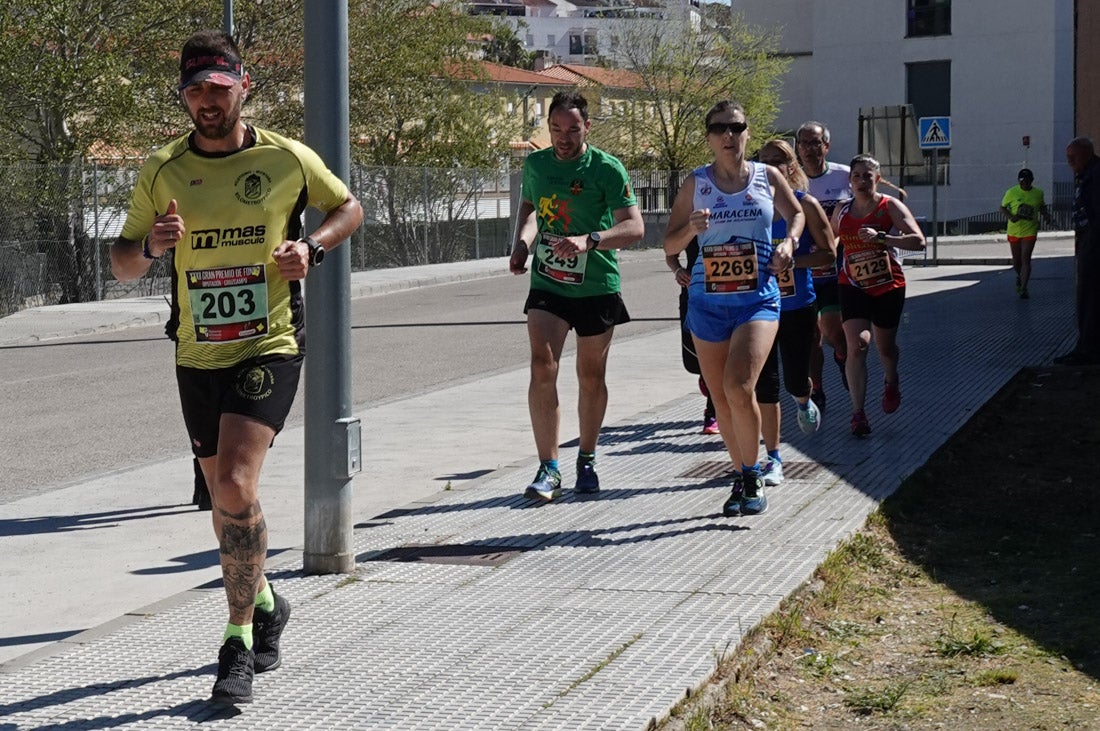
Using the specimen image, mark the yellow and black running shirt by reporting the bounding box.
[121,127,349,369]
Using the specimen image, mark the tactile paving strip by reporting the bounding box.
[0,260,1078,729]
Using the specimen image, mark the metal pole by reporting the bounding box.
[423,168,430,257]
[91,160,102,301]
[223,0,234,36]
[931,148,939,261]
[303,3,356,575]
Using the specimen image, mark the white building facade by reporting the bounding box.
[730,0,1076,227]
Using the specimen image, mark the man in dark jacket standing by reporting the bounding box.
[1056,137,1100,365]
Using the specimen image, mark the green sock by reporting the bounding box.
[255,581,275,613]
[224,622,254,650]
[578,450,596,465]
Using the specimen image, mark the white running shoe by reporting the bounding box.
[762,457,784,486]
[796,397,822,434]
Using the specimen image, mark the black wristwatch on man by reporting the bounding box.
[586,231,602,251]
[302,236,325,267]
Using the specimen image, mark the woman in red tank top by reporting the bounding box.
[831,154,925,437]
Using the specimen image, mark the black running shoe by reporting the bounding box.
[741,473,768,515]
[192,459,211,511]
[835,353,849,392]
[253,586,291,673]
[210,637,254,705]
[722,474,744,517]
[574,461,600,494]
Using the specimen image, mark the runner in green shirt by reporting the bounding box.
[509,90,644,502]
[1000,168,1052,299]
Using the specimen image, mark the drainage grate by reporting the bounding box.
[781,461,829,480]
[370,544,526,567]
[678,461,736,480]
[678,460,828,480]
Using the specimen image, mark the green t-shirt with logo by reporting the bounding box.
[521,144,637,297]
[1001,184,1045,238]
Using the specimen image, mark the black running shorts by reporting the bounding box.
[176,353,303,457]
[524,290,630,337]
[839,284,906,330]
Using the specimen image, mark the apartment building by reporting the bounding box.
[730,0,1081,226]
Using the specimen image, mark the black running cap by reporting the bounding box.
[178,47,243,91]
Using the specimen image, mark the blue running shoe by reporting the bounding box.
[741,473,768,515]
[722,473,744,517]
[524,464,562,502]
[575,461,600,494]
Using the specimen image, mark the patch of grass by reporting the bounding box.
[935,616,1004,658]
[815,531,892,608]
[972,667,1018,686]
[763,599,813,650]
[822,619,866,641]
[677,704,713,731]
[843,680,910,715]
[798,649,840,679]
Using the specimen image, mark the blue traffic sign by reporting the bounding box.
[918,116,951,149]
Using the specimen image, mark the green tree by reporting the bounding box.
[348,0,523,265]
[0,1,307,308]
[588,9,789,175]
[482,20,535,70]
[0,2,199,307]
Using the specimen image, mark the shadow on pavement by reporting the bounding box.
[0,665,233,726]
[0,505,196,536]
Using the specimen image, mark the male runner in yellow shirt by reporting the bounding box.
[111,29,362,705]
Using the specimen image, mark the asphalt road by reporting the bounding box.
[0,253,681,504]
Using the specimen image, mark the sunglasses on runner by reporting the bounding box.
[707,121,748,136]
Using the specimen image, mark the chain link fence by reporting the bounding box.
[0,158,1077,318]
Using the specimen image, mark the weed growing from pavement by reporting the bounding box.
[547,633,643,708]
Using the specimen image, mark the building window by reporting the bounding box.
[907,0,950,37]
[568,33,597,55]
[907,60,950,118]
[907,60,951,182]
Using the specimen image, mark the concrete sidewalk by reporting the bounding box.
[0,239,1079,729]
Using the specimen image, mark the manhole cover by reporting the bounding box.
[370,544,525,567]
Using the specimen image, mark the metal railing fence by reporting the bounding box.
[0,159,1078,317]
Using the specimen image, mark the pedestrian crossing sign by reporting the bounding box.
[918,116,951,149]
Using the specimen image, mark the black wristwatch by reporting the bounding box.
[587,231,602,251]
[302,236,325,267]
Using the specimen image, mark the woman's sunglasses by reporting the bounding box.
[706,121,748,136]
